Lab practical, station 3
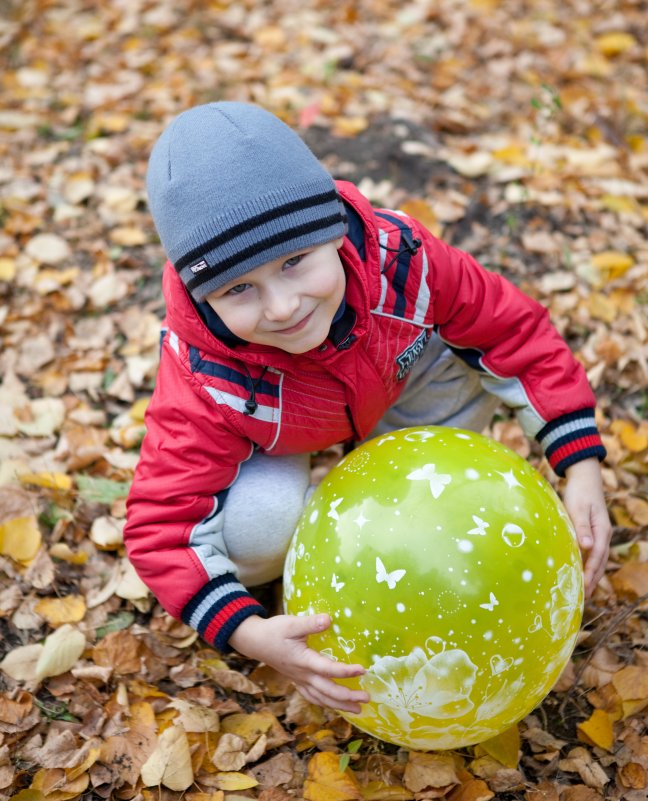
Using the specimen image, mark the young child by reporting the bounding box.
[124,102,610,714]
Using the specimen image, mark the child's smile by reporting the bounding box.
[205,238,346,353]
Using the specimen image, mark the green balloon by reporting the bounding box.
[284,427,583,750]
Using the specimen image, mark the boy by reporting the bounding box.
[124,102,610,714]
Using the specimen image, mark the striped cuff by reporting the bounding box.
[536,408,606,477]
[181,573,267,652]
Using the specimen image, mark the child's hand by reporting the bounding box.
[562,457,611,597]
[228,613,369,713]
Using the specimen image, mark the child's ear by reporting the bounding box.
[334,236,344,249]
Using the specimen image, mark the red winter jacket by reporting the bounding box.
[124,181,605,650]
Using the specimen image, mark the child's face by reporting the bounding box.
[204,238,346,353]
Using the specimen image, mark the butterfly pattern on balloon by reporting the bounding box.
[375,557,406,589]
[283,426,584,750]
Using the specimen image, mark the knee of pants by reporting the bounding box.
[222,452,310,587]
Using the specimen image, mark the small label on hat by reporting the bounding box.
[190,259,209,274]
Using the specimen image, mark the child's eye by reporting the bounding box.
[227,283,250,295]
[284,254,304,268]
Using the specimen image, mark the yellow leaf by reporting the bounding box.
[109,226,148,246]
[478,724,521,768]
[599,195,640,215]
[400,199,442,238]
[587,292,618,324]
[18,471,72,491]
[0,515,42,562]
[31,769,89,801]
[0,257,16,281]
[9,791,46,801]
[304,752,362,801]
[360,782,414,800]
[130,397,150,422]
[612,665,648,703]
[591,251,634,282]
[610,420,648,452]
[66,746,101,781]
[577,708,615,751]
[332,117,369,137]
[626,496,648,526]
[211,772,259,791]
[49,543,89,565]
[595,32,637,57]
[140,725,194,791]
[491,145,531,167]
[35,624,86,681]
[35,595,86,626]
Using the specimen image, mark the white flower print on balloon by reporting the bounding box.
[549,564,582,640]
[358,646,478,728]
[407,463,452,499]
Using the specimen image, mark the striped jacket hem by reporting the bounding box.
[181,573,267,652]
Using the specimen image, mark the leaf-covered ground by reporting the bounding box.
[0,1,647,799]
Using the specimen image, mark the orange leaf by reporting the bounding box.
[400,199,442,238]
[618,762,647,790]
[448,777,494,801]
[304,752,362,801]
[609,562,648,601]
[576,709,615,751]
[611,666,648,719]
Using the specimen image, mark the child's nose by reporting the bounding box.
[263,287,300,321]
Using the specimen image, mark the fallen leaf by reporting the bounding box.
[18,472,72,492]
[89,516,125,550]
[211,772,259,792]
[35,624,86,680]
[35,595,86,627]
[141,724,194,791]
[595,32,637,57]
[0,515,42,562]
[25,233,71,265]
[590,251,634,283]
[404,752,460,792]
[303,752,362,801]
[449,777,494,801]
[92,629,142,675]
[609,562,648,601]
[577,709,615,751]
[212,733,247,772]
[478,724,521,768]
[0,643,42,682]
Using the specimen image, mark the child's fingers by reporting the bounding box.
[283,612,331,639]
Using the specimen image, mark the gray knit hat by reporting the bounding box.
[146,102,348,302]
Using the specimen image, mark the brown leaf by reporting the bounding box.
[205,667,264,695]
[610,562,648,601]
[0,691,40,732]
[212,733,247,772]
[249,753,297,788]
[92,630,142,675]
[524,780,561,801]
[404,753,460,793]
[560,787,603,801]
[618,762,647,790]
